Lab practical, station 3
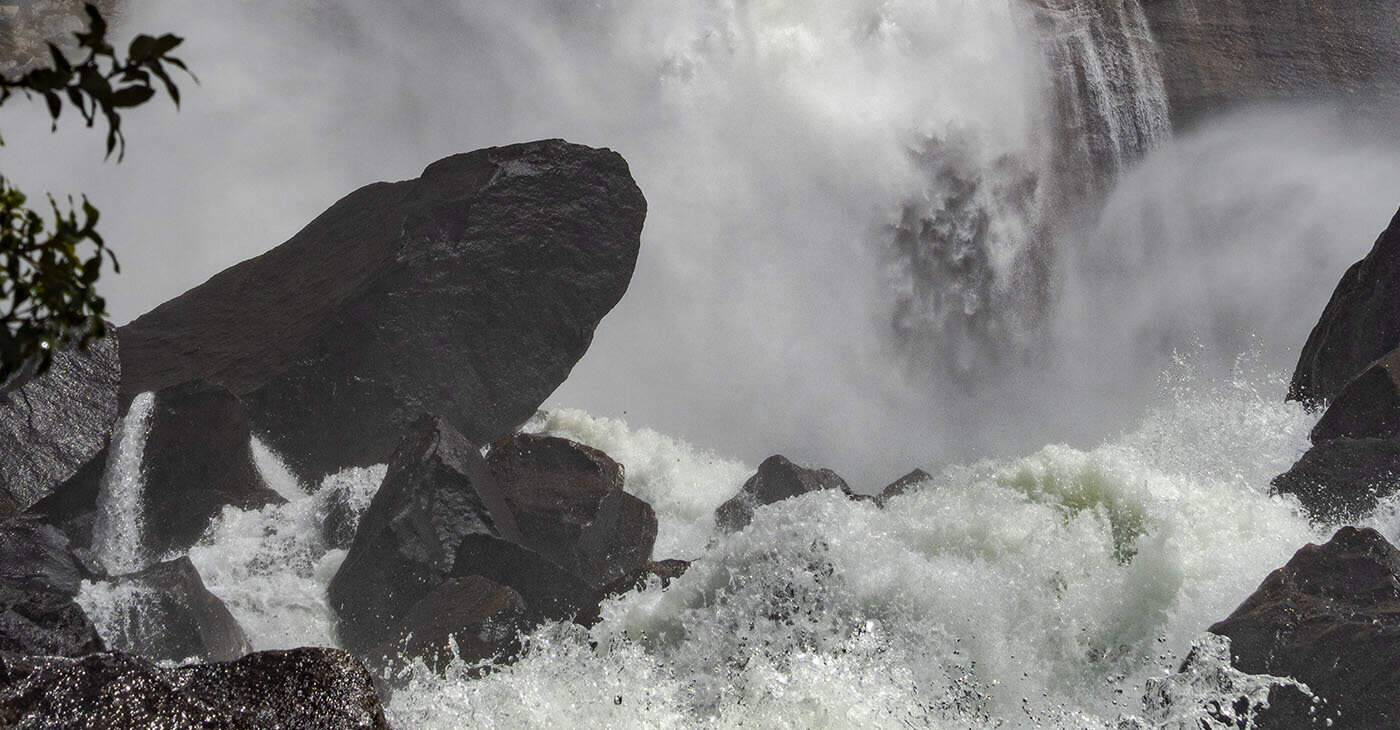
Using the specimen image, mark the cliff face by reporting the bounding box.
[1141,0,1400,127]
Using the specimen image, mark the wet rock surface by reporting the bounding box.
[877,468,931,506]
[1271,438,1400,523]
[1310,348,1400,443]
[118,139,646,481]
[1289,208,1400,406]
[0,647,390,729]
[715,455,852,532]
[0,337,119,517]
[370,575,527,674]
[96,557,249,663]
[0,516,103,657]
[1209,526,1400,729]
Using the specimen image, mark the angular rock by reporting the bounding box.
[715,455,852,532]
[118,139,646,480]
[604,558,691,595]
[370,575,526,674]
[449,533,604,624]
[1311,348,1400,442]
[0,516,103,657]
[92,557,249,663]
[1290,208,1400,406]
[0,648,389,729]
[877,468,931,506]
[1209,526,1400,729]
[0,336,119,516]
[486,434,657,590]
[1271,438,1400,523]
[328,416,521,656]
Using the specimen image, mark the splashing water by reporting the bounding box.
[91,391,156,575]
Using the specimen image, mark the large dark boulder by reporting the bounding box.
[369,575,527,674]
[1310,348,1400,442]
[327,416,521,656]
[486,434,657,591]
[118,139,646,480]
[1271,438,1400,523]
[94,557,249,663]
[0,648,389,729]
[1141,0,1400,128]
[1209,526,1400,728]
[0,337,119,516]
[715,455,853,532]
[1289,208,1400,406]
[0,516,103,657]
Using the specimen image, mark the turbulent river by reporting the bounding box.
[10,0,1400,726]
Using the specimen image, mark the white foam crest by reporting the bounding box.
[92,391,156,575]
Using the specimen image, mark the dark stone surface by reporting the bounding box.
[0,516,103,658]
[1209,526,1400,729]
[0,647,390,729]
[604,558,691,595]
[0,337,119,516]
[118,139,646,481]
[449,533,603,624]
[1311,348,1400,442]
[140,380,285,556]
[1271,438,1400,523]
[715,455,852,532]
[486,434,657,591]
[370,575,526,674]
[1289,208,1400,406]
[99,557,249,663]
[877,468,932,506]
[328,416,520,656]
[1141,0,1400,129]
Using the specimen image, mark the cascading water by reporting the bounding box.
[90,391,155,575]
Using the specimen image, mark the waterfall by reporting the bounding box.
[92,392,156,575]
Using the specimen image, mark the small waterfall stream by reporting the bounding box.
[91,392,156,575]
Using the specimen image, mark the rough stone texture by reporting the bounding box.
[1311,348,1400,442]
[99,557,249,663]
[486,433,657,590]
[1271,438,1400,523]
[0,648,390,729]
[0,336,118,516]
[369,575,526,674]
[1141,0,1400,128]
[117,139,646,480]
[877,468,932,506]
[1209,526,1400,729]
[449,533,604,624]
[0,516,103,657]
[1290,208,1400,406]
[715,455,853,532]
[328,416,520,656]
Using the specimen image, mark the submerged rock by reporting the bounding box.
[0,337,119,516]
[118,139,646,481]
[0,648,389,729]
[92,557,249,663]
[1271,438,1400,523]
[0,516,103,657]
[1290,208,1400,406]
[1209,526,1400,728]
[486,434,657,591]
[328,416,520,656]
[715,455,852,532]
[1310,347,1400,442]
[370,575,527,674]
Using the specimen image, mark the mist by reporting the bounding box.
[2,0,1397,486]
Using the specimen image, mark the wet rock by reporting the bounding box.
[715,455,852,532]
[118,140,646,481]
[370,575,526,674]
[328,416,520,656]
[1209,526,1400,729]
[1290,208,1400,406]
[449,533,603,624]
[877,468,931,506]
[605,559,691,595]
[1142,1,1400,128]
[1270,438,1400,523]
[0,647,390,729]
[1310,348,1400,442]
[0,337,119,516]
[486,434,657,591]
[93,557,249,663]
[0,516,103,657]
